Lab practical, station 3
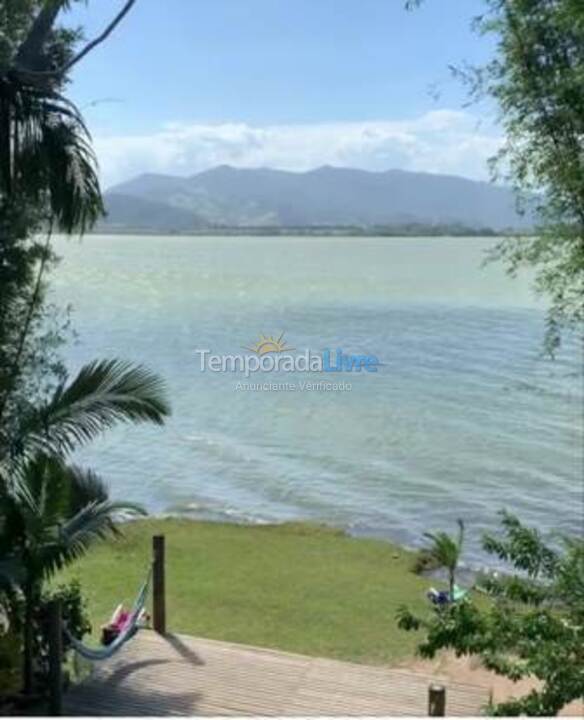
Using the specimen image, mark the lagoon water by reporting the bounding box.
[51,235,583,566]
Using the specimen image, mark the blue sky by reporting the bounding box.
[65,0,500,187]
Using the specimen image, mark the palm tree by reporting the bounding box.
[0,5,104,429]
[423,519,465,597]
[1,1,135,229]
[0,359,170,693]
[1,456,145,694]
[0,4,167,695]
[0,0,136,428]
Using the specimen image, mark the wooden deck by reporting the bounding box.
[64,631,489,716]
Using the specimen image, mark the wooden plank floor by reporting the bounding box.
[64,631,489,716]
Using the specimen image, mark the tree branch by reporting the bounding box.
[60,0,137,73]
[12,0,138,84]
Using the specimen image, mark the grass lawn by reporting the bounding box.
[56,519,431,665]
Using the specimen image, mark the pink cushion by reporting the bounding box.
[110,611,132,632]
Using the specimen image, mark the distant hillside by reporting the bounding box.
[100,193,205,233]
[97,165,530,233]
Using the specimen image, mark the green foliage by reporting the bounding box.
[0,2,168,697]
[42,579,92,649]
[6,578,92,690]
[36,580,92,680]
[0,2,100,440]
[0,202,69,442]
[0,454,145,584]
[0,352,169,693]
[482,510,559,580]
[397,512,584,716]
[410,0,584,350]
[6,85,103,232]
[0,1,165,700]
[481,0,584,351]
[0,357,169,588]
[0,354,169,695]
[422,519,464,594]
[0,627,21,695]
[11,358,170,459]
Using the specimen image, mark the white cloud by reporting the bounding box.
[94,110,503,189]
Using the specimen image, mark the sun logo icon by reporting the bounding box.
[244,332,294,355]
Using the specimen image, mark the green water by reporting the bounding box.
[51,235,583,565]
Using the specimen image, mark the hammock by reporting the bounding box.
[64,567,152,661]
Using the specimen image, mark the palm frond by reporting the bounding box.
[14,455,120,535]
[20,454,71,524]
[15,359,170,456]
[423,521,465,576]
[2,78,103,234]
[2,453,146,582]
[13,84,103,233]
[66,464,109,512]
[41,498,146,578]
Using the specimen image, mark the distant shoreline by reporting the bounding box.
[86,226,525,238]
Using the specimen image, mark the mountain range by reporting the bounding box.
[98,165,528,233]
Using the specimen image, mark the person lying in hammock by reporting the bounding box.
[427,584,468,607]
[101,604,149,646]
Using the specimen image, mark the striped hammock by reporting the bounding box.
[64,567,152,662]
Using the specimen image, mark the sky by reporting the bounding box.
[64,0,501,188]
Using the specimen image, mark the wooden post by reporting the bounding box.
[428,684,446,716]
[153,534,166,634]
[47,599,63,716]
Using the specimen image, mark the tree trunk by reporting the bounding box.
[0,92,13,196]
[448,569,455,598]
[14,2,64,71]
[22,582,35,695]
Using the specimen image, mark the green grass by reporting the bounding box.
[56,519,430,665]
